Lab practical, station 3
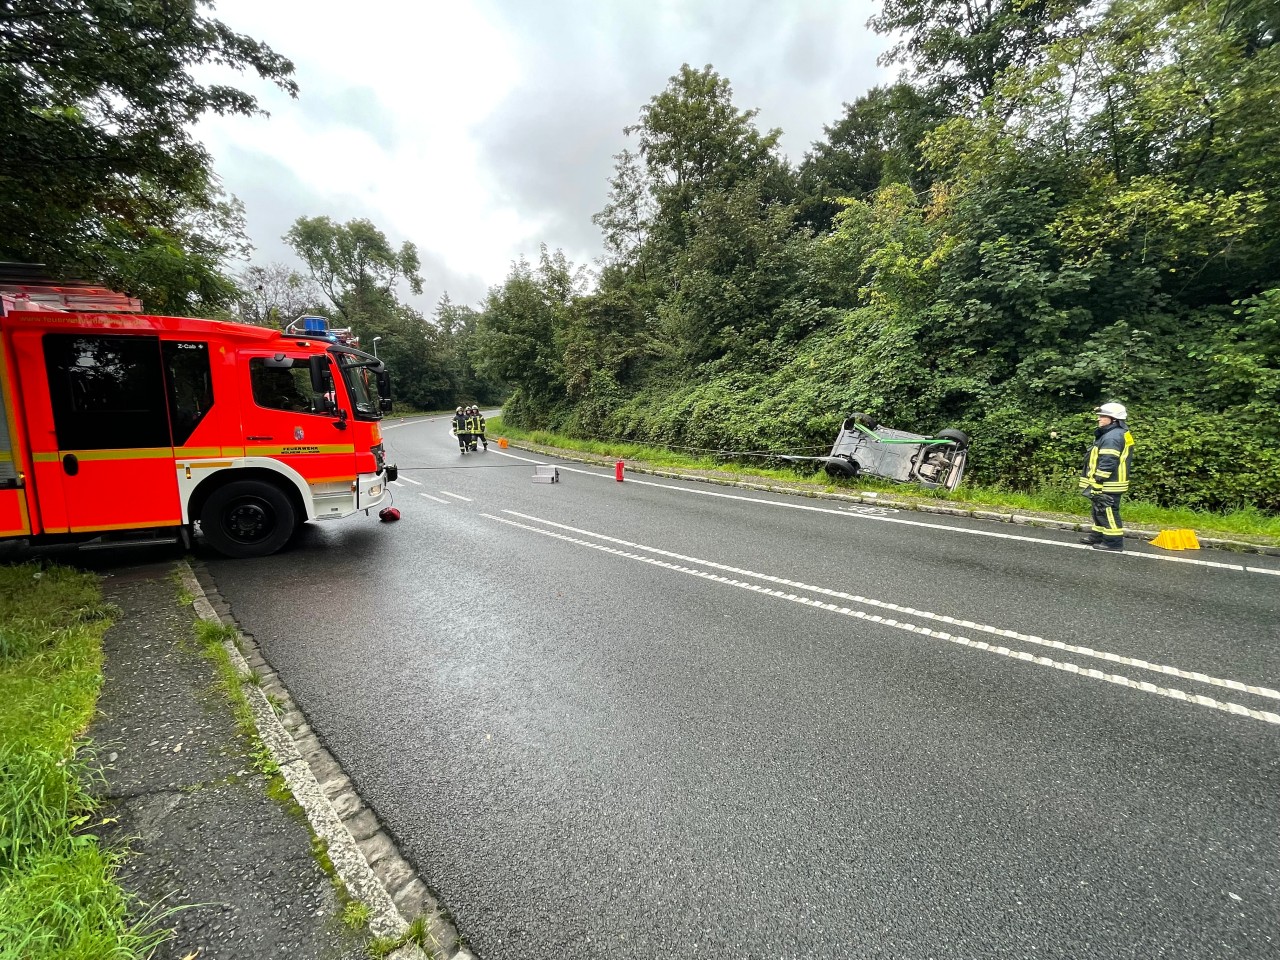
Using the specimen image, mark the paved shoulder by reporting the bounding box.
[91,566,367,960]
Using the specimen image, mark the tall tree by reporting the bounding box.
[870,0,1078,112]
[797,82,947,231]
[0,0,296,276]
[628,64,793,258]
[236,262,326,327]
[93,188,252,316]
[283,216,423,322]
[474,247,584,424]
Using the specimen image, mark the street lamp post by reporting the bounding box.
[372,336,382,358]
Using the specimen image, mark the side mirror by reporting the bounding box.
[309,356,330,394]
[377,370,392,412]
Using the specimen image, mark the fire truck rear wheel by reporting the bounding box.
[200,480,297,559]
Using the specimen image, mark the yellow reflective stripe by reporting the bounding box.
[177,446,221,458]
[32,448,171,461]
[187,461,234,470]
[245,444,356,456]
[1102,506,1122,534]
[1093,470,1112,478]
[1097,448,1122,456]
[65,448,171,461]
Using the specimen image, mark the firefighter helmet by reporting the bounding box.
[1094,401,1128,420]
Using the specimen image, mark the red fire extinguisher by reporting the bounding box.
[615,460,625,482]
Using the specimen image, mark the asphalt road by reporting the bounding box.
[203,414,1280,960]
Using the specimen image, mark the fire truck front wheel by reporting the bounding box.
[200,480,297,559]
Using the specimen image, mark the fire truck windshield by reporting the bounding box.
[335,353,383,419]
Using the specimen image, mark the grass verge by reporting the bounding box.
[0,562,166,960]
[187,602,372,940]
[487,417,1280,544]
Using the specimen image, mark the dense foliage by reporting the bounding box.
[0,0,295,313]
[477,0,1280,511]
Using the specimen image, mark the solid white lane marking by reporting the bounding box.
[489,449,1280,576]
[397,476,423,486]
[418,492,450,504]
[481,514,1280,727]
[491,449,545,465]
[482,513,1280,726]
[439,491,472,502]
[502,510,1280,702]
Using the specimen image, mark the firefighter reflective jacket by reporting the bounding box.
[465,414,480,433]
[1080,422,1134,494]
[453,413,468,434]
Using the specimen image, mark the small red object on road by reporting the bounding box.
[615,460,625,482]
[379,507,401,522]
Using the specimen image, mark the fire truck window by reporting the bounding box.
[162,341,214,446]
[42,334,170,450]
[249,358,325,414]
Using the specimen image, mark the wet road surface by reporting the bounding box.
[202,414,1280,960]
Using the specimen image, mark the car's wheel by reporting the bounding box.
[824,458,857,479]
[936,428,970,450]
[200,480,296,559]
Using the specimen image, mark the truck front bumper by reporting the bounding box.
[358,470,391,510]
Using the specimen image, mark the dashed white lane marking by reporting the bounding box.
[418,492,450,505]
[503,510,1280,702]
[438,491,472,502]
[490,449,1279,576]
[481,512,1280,726]
[395,475,423,486]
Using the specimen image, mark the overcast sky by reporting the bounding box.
[196,0,893,317]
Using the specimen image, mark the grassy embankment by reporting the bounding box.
[487,417,1280,545]
[0,563,163,960]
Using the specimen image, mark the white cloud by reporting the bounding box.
[195,0,892,316]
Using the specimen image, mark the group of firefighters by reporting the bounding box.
[452,405,487,453]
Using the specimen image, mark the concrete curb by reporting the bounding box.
[177,561,476,960]
[503,442,1280,558]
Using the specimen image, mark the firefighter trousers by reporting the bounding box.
[1090,492,1123,541]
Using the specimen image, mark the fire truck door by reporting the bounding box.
[0,338,31,537]
[242,354,357,515]
[36,333,182,533]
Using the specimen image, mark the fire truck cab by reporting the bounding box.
[0,278,398,558]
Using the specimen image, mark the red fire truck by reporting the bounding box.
[0,276,398,558]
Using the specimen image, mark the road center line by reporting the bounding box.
[418,492,450,505]
[481,512,1280,726]
[502,510,1280,702]
[438,491,472,501]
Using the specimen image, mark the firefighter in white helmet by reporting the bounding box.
[1079,401,1135,551]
